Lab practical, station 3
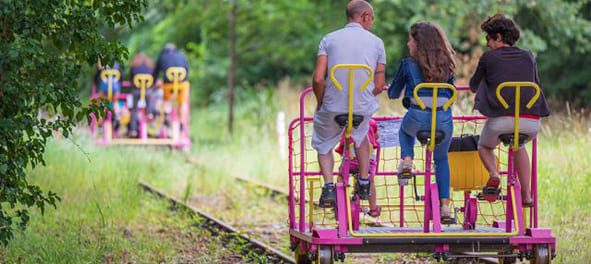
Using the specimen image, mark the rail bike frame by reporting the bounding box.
[89,79,191,149]
[287,85,556,262]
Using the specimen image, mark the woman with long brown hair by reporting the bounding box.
[387,21,457,223]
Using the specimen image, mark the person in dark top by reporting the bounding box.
[387,21,456,223]
[153,44,190,135]
[128,53,155,138]
[469,14,550,206]
[93,62,124,131]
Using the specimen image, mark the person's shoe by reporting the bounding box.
[397,162,413,186]
[482,175,501,202]
[366,205,382,218]
[522,197,534,208]
[356,178,371,200]
[440,205,456,225]
[319,184,336,208]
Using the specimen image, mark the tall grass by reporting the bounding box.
[0,137,240,263]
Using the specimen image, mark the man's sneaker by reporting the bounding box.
[319,184,336,208]
[397,162,413,186]
[356,178,371,200]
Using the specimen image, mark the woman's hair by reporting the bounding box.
[409,22,456,83]
[480,13,520,46]
[130,53,155,69]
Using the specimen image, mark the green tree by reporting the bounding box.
[0,0,146,245]
[122,0,591,107]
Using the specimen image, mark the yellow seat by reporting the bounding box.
[449,151,489,191]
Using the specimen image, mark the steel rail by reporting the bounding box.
[139,181,295,264]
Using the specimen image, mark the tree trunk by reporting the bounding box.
[227,0,237,134]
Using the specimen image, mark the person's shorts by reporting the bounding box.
[311,109,372,155]
[99,81,121,95]
[163,81,190,104]
[479,116,541,149]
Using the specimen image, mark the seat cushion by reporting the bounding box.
[417,130,444,146]
[334,114,364,129]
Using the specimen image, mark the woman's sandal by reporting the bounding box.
[366,205,382,218]
[441,205,453,224]
[397,162,414,186]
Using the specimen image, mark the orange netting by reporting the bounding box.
[290,116,510,231]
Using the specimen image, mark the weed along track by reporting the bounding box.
[139,181,295,264]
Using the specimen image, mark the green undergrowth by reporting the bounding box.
[0,137,245,263]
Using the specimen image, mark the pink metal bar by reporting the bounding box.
[336,182,348,237]
[423,150,432,233]
[506,150,514,233]
[513,178,526,235]
[298,88,312,232]
[431,183,442,233]
[532,137,538,228]
[400,185,404,227]
[288,118,299,230]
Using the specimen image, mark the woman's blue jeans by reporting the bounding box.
[399,108,453,199]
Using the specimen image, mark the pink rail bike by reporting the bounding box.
[287,66,555,263]
[89,76,191,150]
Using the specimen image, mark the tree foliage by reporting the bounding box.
[0,0,146,245]
[122,0,591,107]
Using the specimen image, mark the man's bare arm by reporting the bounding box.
[372,63,385,96]
[312,55,328,109]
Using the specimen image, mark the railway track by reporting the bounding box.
[139,180,295,264]
[181,154,506,263]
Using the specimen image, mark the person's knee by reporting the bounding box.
[478,144,495,152]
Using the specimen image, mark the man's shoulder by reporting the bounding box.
[365,30,384,44]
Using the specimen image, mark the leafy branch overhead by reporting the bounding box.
[0,0,146,245]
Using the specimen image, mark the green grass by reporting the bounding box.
[0,137,244,263]
[1,83,590,263]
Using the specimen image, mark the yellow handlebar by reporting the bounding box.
[412,83,457,151]
[166,67,187,98]
[133,74,154,106]
[100,69,121,101]
[329,64,374,139]
[495,82,541,151]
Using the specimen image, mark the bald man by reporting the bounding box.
[312,0,386,208]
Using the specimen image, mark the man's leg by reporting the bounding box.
[318,151,335,184]
[354,137,370,180]
[515,147,532,203]
[353,137,371,199]
[312,111,340,208]
[478,146,499,176]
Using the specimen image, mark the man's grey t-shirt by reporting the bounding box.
[317,23,386,115]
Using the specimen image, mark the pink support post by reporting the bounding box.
[337,138,352,238]
[513,176,525,235]
[506,150,514,233]
[298,89,312,232]
[400,185,404,227]
[532,137,538,228]
[431,183,441,232]
[288,119,298,230]
[423,150,432,233]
